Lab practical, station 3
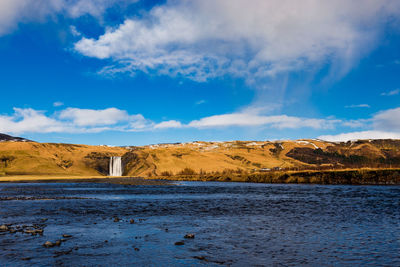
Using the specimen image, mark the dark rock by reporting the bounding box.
[130,219,135,224]
[62,234,72,238]
[43,241,55,248]
[21,257,31,261]
[105,240,108,243]
[165,228,168,232]
[41,218,48,222]
[174,241,185,246]
[55,240,61,246]
[184,233,195,239]
[0,224,9,231]
[113,217,120,222]
[83,152,112,175]
[25,229,36,235]
[9,228,16,234]
[134,247,140,251]
[25,229,43,236]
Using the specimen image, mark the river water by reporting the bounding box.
[0,181,399,266]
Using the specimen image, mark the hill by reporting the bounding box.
[0,133,32,142]
[1,137,400,180]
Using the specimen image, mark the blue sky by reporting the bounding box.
[1,0,400,145]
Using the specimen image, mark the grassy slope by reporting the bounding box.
[128,140,336,176]
[0,142,127,176]
[1,139,400,182]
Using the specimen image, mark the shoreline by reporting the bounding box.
[1,168,400,185]
[0,176,173,186]
[160,168,400,185]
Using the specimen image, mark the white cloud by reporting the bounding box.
[334,107,400,131]
[126,114,153,131]
[69,25,81,37]
[188,112,338,129]
[0,0,138,36]
[74,0,400,83]
[195,100,206,106]
[372,107,400,131]
[381,89,400,96]
[319,131,400,142]
[2,105,400,138]
[342,119,368,128]
[0,107,343,134]
[0,108,67,134]
[59,107,131,126]
[53,101,64,107]
[0,107,152,134]
[154,120,182,129]
[319,106,400,141]
[0,0,60,35]
[345,104,370,108]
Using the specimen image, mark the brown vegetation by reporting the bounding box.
[1,139,400,185]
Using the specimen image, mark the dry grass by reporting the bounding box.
[1,139,400,179]
[0,142,127,176]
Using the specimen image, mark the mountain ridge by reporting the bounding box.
[1,135,400,179]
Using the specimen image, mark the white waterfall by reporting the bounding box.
[109,156,122,176]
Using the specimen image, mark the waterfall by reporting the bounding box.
[109,156,122,176]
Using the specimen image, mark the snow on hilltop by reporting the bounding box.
[0,133,32,142]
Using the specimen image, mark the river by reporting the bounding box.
[1,181,399,266]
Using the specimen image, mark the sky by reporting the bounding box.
[1,0,400,146]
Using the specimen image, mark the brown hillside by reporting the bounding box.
[0,142,126,176]
[1,139,400,177]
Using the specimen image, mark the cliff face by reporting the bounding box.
[1,137,400,177]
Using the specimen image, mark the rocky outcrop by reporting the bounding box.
[84,152,113,175]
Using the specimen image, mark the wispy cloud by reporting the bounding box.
[0,0,138,36]
[0,107,152,134]
[59,107,133,127]
[74,0,400,86]
[188,112,339,129]
[0,107,341,134]
[154,120,182,129]
[195,100,206,106]
[372,107,400,131]
[345,104,370,108]
[319,106,400,141]
[69,25,81,37]
[53,101,64,107]
[319,131,400,142]
[381,89,400,96]
[2,106,400,138]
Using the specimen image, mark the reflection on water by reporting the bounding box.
[1,181,399,266]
